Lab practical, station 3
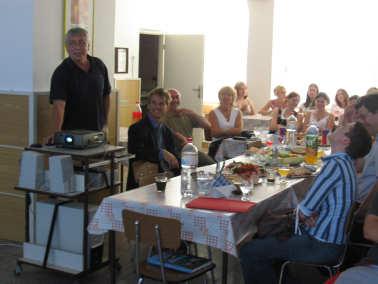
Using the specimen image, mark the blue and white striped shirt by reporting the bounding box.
[298,152,356,245]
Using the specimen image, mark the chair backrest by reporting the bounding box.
[334,202,360,266]
[122,209,182,250]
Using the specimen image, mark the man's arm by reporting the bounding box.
[179,108,211,130]
[53,100,65,132]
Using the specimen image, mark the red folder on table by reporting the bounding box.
[186,197,255,213]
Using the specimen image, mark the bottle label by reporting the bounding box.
[181,154,198,168]
[305,135,318,154]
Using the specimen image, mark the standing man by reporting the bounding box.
[127,88,180,189]
[355,93,378,202]
[163,88,214,166]
[49,27,111,134]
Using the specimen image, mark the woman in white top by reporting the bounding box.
[303,92,335,131]
[208,86,243,138]
[330,88,349,122]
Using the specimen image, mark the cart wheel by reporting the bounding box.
[14,263,23,276]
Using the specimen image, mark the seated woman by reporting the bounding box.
[270,91,303,132]
[259,85,287,115]
[300,83,319,113]
[303,92,335,131]
[208,86,243,138]
[234,81,256,115]
[331,88,349,123]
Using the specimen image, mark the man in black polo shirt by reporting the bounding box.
[49,27,111,134]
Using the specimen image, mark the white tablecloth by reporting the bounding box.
[88,174,307,257]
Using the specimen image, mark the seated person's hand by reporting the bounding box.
[162,149,179,169]
[174,132,188,147]
[299,210,319,227]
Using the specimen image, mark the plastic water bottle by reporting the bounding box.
[286,114,297,148]
[304,124,319,164]
[181,137,198,197]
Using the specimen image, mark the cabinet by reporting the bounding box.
[14,144,132,279]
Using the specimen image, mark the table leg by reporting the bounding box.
[222,251,228,284]
[109,230,116,284]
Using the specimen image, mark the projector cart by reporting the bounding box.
[14,144,133,283]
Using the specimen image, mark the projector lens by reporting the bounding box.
[65,136,73,144]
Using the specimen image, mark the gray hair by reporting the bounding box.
[64,27,89,45]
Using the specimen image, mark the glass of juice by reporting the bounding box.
[278,167,290,184]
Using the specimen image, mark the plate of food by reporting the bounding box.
[291,146,306,155]
[286,166,312,178]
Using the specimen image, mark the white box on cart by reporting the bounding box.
[35,201,103,254]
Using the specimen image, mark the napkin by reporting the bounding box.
[208,174,235,198]
[186,197,256,213]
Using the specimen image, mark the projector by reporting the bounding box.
[54,130,106,149]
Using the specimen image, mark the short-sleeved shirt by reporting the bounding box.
[357,137,378,202]
[50,55,111,131]
[163,112,198,138]
[367,192,378,264]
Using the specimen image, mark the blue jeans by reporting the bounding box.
[239,234,344,284]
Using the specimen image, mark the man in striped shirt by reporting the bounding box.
[240,122,372,284]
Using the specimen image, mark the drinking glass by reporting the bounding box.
[196,171,214,195]
[239,175,254,201]
[278,167,290,185]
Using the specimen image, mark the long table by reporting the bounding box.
[88,160,313,283]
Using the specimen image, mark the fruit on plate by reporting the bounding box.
[226,161,262,176]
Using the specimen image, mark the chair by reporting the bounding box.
[278,202,360,284]
[122,209,216,283]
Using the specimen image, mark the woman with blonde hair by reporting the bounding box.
[259,85,287,115]
[208,86,243,138]
[234,81,256,115]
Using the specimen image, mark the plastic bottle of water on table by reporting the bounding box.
[181,137,198,197]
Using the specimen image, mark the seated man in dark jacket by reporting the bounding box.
[127,88,180,189]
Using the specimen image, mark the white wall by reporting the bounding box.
[113,0,249,103]
[33,0,63,92]
[0,0,34,92]
[247,0,275,110]
[93,0,116,87]
[114,0,141,79]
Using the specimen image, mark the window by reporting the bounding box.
[271,0,378,102]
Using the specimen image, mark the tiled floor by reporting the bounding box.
[0,234,245,284]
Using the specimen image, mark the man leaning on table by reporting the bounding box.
[163,88,215,166]
[49,27,111,138]
[127,88,180,189]
[240,122,372,284]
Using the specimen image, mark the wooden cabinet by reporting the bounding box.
[115,78,141,128]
